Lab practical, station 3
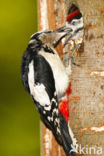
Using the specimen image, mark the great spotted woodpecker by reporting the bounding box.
[21,4,84,156]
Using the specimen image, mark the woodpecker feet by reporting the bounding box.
[69,56,80,66]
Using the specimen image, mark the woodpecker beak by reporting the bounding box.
[53,26,72,47]
[55,26,72,34]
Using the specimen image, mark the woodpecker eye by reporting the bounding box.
[71,21,77,25]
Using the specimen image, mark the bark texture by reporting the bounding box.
[38,0,104,156]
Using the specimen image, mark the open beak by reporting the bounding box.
[53,26,72,47]
[55,26,72,34]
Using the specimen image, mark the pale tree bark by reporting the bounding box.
[38,0,104,156]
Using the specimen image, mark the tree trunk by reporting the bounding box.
[38,0,104,156]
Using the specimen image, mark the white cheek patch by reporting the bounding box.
[72,18,83,28]
[66,17,83,30]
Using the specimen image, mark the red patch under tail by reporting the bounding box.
[59,83,72,123]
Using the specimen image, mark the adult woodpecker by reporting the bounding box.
[21,4,84,156]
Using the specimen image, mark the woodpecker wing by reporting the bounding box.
[21,46,63,144]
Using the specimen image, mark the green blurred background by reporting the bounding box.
[0,0,40,156]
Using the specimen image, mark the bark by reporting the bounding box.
[38,0,104,156]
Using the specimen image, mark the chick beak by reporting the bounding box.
[53,26,72,47]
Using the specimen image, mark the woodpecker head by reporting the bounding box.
[66,4,83,30]
[29,27,72,48]
[64,4,84,46]
[29,4,83,49]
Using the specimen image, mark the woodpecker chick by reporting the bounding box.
[64,4,84,65]
[65,4,84,44]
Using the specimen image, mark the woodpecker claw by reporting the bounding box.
[70,56,80,66]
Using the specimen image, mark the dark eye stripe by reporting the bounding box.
[75,26,84,33]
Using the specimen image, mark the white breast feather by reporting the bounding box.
[39,50,70,96]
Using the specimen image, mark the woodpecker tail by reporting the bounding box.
[59,113,76,156]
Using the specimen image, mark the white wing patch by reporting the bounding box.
[33,84,51,107]
[28,61,35,95]
[28,60,51,109]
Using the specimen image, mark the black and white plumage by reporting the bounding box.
[21,29,76,156]
[21,4,84,156]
